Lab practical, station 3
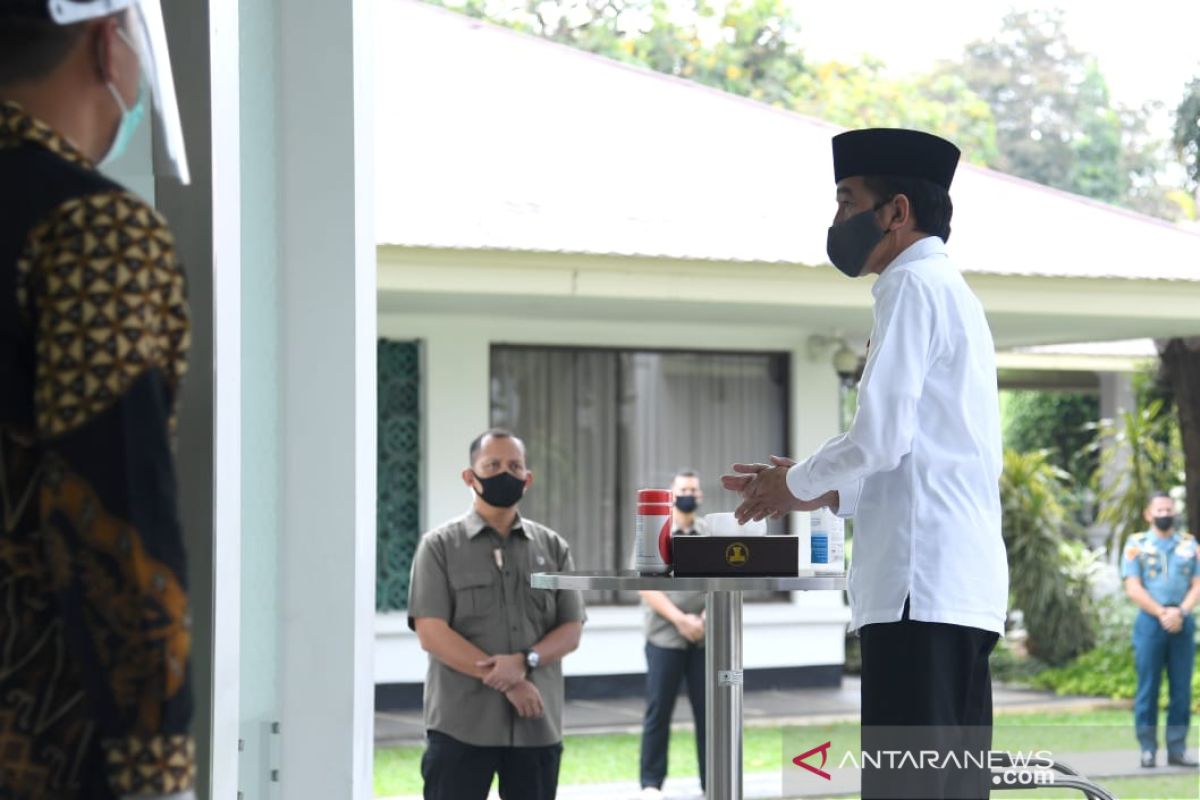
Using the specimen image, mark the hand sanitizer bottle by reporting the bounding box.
[810,507,844,574]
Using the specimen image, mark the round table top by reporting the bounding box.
[530,569,846,592]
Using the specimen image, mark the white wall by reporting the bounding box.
[376,303,851,683]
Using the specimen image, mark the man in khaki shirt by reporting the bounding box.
[638,470,708,799]
[408,429,586,800]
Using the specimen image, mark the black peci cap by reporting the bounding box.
[832,128,961,190]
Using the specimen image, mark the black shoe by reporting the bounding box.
[1167,752,1198,768]
[1140,751,1156,768]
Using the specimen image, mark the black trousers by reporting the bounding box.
[640,642,707,790]
[859,600,999,800]
[421,730,563,800]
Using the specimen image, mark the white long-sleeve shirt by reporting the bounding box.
[788,236,1008,634]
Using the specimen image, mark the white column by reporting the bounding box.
[1099,371,1136,421]
[237,0,283,795]
[156,1,242,797]
[1097,372,1136,558]
[278,0,377,798]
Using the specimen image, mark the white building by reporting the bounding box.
[370,0,1200,702]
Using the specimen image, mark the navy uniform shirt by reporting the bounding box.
[1121,530,1199,608]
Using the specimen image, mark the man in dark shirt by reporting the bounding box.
[408,429,586,800]
[638,470,709,799]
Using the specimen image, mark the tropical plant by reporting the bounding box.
[1033,595,1200,708]
[1002,390,1099,481]
[1000,449,1098,666]
[1091,398,1185,563]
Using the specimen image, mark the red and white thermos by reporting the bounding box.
[634,489,673,574]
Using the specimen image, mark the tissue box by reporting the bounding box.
[672,535,799,577]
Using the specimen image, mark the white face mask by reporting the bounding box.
[98,29,147,168]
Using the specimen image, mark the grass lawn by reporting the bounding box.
[375,709,1199,798]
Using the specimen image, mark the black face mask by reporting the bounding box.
[1152,515,1175,532]
[473,471,527,508]
[826,200,892,278]
[675,495,699,513]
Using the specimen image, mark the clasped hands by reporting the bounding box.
[675,610,705,643]
[1158,606,1186,634]
[478,653,544,718]
[720,455,835,523]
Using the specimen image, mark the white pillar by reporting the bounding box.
[278,0,377,798]
[236,0,283,795]
[1099,371,1136,421]
[156,1,242,797]
[1097,371,1136,559]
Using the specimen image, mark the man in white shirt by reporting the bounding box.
[723,128,1008,799]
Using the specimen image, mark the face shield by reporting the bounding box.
[47,0,190,184]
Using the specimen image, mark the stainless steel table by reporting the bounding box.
[531,570,846,800]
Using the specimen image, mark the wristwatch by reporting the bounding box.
[523,648,540,671]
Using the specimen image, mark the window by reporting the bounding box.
[377,339,422,611]
[491,346,790,603]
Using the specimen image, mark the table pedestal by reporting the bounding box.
[706,590,743,800]
[528,570,845,800]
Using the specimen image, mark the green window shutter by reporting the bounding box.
[377,339,421,611]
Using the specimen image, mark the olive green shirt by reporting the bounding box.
[644,516,709,650]
[407,509,586,747]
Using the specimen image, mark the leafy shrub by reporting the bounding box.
[1092,398,1185,557]
[1001,449,1098,665]
[1004,390,1100,482]
[1033,595,1200,709]
[990,637,1048,685]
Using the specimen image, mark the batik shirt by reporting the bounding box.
[0,102,194,799]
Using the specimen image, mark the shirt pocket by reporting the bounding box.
[528,587,558,631]
[449,569,497,630]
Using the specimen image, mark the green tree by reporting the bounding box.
[792,59,997,164]
[1162,84,1200,536]
[1000,449,1097,666]
[1156,339,1200,537]
[1003,390,1099,483]
[1175,75,1200,191]
[944,8,1180,218]
[436,0,813,103]
[1093,398,1185,559]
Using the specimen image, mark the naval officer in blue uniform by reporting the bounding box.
[1121,491,1199,769]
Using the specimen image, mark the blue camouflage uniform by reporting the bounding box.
[1121,530,1198,756]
